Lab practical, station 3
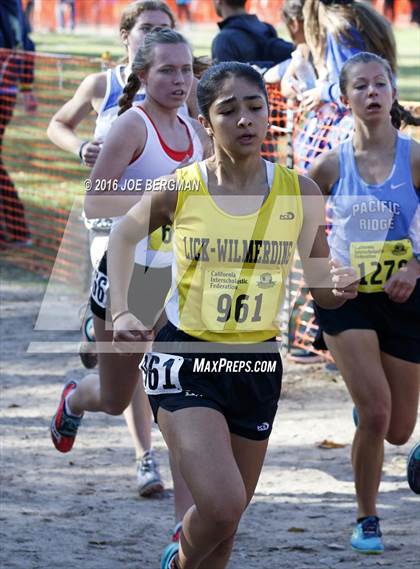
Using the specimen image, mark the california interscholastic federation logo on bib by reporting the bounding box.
[392,242,407,256]
[257,273,276,289]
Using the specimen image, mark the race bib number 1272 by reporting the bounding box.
[350,239,412,293]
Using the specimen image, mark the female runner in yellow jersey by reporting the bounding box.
[107,62,358,569]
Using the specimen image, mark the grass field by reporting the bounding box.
[33,24,420,101]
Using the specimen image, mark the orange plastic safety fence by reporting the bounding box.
[262,85,291,165]
[0,48,107,282]
[31,0,414,30]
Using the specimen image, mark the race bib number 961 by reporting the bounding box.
[201,268,282,332]
[140,352,183,395]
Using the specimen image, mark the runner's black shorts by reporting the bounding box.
[313,281,420,363]
[90,252,172,328]
[145,321,283,441]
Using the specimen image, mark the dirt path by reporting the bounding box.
[1,265,419,569]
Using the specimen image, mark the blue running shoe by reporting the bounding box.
[352,406,359,427]
[351,516,384,554]
[287,348,323,364]
[407,441,420,494]
[324,361,339,373]
[161,541,179,569]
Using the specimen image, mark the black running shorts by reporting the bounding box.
[90,252,172,328]
[144,322,283,441]
[314,281,420,363]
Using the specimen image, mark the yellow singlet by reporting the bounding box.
[164,161,303,343]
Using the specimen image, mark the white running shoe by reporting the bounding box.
[137,450,164,497]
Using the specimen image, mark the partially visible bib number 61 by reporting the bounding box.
[140,352,183,394]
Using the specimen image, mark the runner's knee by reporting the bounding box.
[199,493,246,534]
[359,405,390,437]
[101,398,129,415]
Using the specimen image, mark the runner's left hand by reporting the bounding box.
[382,264,417,303]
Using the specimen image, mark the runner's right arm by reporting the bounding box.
[307,150,339,196]
[297,175,358,308]
[47,72,107,166]
[84,108,147,219]
[107,174,178,343]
